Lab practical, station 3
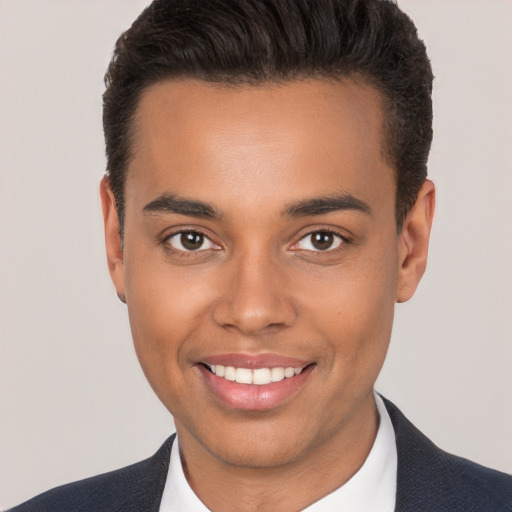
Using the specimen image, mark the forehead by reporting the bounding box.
[126,78,393,214]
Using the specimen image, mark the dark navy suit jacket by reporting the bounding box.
[9,398,512,511]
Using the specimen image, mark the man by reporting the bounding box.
[8,0,511,511]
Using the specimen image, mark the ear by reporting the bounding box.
[396,180,435,303]
[100,176,126,303]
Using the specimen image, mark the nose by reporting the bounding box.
[212,251,297,336]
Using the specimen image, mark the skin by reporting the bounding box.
[101,78,435,511]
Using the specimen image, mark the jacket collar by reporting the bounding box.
[146,398,478,512]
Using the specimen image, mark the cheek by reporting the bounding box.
[125,246,212,336]
[122,254,213,397]
[311,242,398,383]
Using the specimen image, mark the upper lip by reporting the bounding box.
[199,353,312,369]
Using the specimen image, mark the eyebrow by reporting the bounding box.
[284,193,371,218]
[143,192,370,220]
[143,193,221,219]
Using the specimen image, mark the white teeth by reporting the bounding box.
[284,367,295,378]
[235,368,253,384]
[207,364,306,385]
[252,368,271,385]
[224,366,236,381]
[270,367,285,382]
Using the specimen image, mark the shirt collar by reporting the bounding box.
[159,391,396,512]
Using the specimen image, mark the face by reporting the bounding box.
[102,78,433,470]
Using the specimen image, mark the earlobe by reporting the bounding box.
[100,176,127,302]
[396,180,435,303]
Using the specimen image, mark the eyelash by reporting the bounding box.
[162,228,349,256]
[162,230,220,255]
[291,229,348,253]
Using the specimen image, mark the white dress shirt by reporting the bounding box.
[159,392,397,512]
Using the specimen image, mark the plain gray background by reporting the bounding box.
[1,0,511,509]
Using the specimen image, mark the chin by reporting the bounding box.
[211,441,307,469]
[194,420,316,470]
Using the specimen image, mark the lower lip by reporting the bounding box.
[198,364,314,411]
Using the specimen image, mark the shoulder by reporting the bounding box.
[383,397,512,512]
[7,435,174,512]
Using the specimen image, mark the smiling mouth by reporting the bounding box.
[198,359,315,410]
[203,363,311,385]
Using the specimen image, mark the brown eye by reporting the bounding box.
[167,231,216,252]
[296,231,343,252]
[311,232,334,250]
[181,232,204,250]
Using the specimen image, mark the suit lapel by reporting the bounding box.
[384,398,465,512]
[124,433,175,512]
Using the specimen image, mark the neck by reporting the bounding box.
[176,392,379,512]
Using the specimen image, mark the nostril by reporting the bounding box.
[211,271,298,334]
